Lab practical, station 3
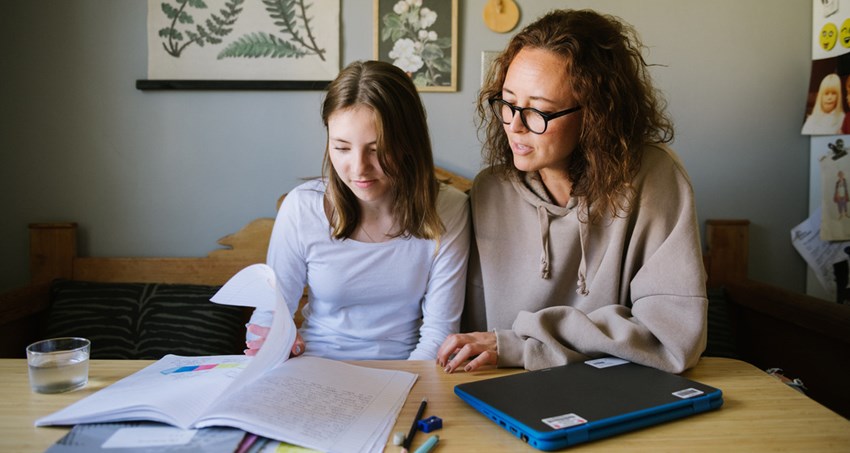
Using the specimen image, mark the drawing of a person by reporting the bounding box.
[835,170,849,218]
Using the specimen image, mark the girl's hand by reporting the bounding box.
[245,324,306,358]
[436,332,498,373]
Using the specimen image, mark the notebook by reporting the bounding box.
[454,357,723,451]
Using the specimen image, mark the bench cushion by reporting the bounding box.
[43,280,245,359]
[702,287,741,359]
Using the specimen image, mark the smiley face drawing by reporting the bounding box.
[822,22,838,51]
[841,19,850,48]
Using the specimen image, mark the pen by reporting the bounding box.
[401,397,428,452]
[413,434,439,453]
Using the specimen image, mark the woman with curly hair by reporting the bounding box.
[437,9,707,374]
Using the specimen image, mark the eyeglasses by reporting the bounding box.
[489,97,582,134]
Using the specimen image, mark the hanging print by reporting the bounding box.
[146,0,340,83]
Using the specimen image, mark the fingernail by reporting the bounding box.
[294,345,302,355]
[464,364,472,372]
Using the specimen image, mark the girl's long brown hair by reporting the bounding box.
[478,9,674,223]
[322,60,442,241]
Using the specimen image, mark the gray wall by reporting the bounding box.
[1,1,812,293]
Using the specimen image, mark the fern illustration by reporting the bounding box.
[217,0,325,61]
[159,0,244,58]
[217,32,308,58]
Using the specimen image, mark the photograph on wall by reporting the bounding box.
[802,0,850,134]
[146,0,340,83]
[374,0,458,92]
[801,55,850,135]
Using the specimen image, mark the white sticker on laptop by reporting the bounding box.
[672,388,704,399]
[542,413,588,429]
[584,357,629,369]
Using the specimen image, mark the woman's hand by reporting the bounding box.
[245,324,305,358]
[436,332,498,373]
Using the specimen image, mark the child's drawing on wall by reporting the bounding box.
[820,141,850,240]
[835,170,849,218]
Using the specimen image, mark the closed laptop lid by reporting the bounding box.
[454,358,723,451]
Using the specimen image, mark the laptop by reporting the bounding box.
[454,357,723,451]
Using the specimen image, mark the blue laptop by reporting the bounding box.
[454,358,723,451]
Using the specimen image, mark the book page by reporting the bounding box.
[210,263,297,393]
[195,356,416,452]
[35,355,250,428]
[37,264,296,429]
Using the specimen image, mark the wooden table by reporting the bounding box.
[2,357,848,452]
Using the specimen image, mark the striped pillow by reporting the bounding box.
[44,280,246,359]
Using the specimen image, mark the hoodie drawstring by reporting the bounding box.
[537,206,551,279]
[577,221,589,296]
[537,204,589,296]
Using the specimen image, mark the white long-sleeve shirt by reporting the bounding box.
[250,179,470,360]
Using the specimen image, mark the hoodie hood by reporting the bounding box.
[510,172,589,296]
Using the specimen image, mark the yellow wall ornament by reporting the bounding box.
[482,0,520,33]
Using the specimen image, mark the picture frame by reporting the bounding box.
[139,0,341,91]
[373,0,458,92]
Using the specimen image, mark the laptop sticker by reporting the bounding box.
[542,413,588,429]
[584,357,629,369]
[672,388,705,399]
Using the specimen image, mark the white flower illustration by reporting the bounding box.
[419,7,437,28]
[388,38,424,73]
[418,29,437,41]
[382,0,451,86]
[393,1,409,14]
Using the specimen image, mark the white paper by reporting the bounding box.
[210,264,296,393]
[210,263,280,311]
[791,208,850,295]
[196,356,415,452]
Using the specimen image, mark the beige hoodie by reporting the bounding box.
[462,144,707,374]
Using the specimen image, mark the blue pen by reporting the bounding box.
[413,434,439,453]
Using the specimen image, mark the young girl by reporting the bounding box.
[802,73,844,135]
[246,60,470,361]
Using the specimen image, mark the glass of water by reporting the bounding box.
[26,337,90,394]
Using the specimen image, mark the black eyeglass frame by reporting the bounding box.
[488,97,582,134]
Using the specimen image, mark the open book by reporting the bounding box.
[36,264,417,453]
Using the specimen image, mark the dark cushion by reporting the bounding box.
[702,287,741,359]
[43,280,245,359]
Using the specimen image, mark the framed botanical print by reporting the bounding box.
[374,0,458,92]
[140,0,340,90]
